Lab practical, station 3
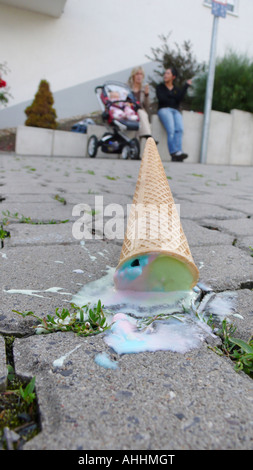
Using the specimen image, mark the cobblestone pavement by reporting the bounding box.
[0,151,253,450]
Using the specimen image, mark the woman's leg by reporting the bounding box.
[157,107,176,155]
[172,109,184,154]
[137,109,152,137]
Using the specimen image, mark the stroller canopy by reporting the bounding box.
[98,80,135,102]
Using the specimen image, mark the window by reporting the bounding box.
[203,0,239,16]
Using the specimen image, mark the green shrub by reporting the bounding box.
[25,79,57,129]
[191,50,253,113]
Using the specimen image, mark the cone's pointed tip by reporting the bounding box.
[142,136,160,159]
[145,136,157,147]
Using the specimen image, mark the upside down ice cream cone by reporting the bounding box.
[114,137,199,292]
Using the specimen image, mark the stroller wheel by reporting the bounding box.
[130,138,140,160]
[87,135,98,158]
[121,144,131,160]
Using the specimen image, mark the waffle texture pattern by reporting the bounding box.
[116,138,199,285]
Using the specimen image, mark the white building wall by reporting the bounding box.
[0,0,253,128]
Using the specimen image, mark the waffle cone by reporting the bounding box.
[116,138,199,287]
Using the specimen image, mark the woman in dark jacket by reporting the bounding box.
[156,67,191,161]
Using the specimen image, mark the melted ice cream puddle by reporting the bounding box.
[104,313,209,355]
[72,267,217,364]
[72,267,198,318]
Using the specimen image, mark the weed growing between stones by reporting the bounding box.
[0,225,10,247]
[1,210,69,225]
[0,336,40,450]
[104,175,119,180]
[213,319,253,378]
[53,194,67,205]
[13,300,110,337]
[177,298,253,379]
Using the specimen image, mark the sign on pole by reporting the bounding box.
[200,0,228,163]
[211,1,228,18]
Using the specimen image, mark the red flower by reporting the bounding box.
[0,79,7,88]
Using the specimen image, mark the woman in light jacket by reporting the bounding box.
[128,66,152,139]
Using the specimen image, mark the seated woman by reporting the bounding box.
[128,66,152,139]
[156,67,192,162]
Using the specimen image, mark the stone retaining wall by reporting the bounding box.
[152,109,253,166]
[15,126,86,157]
[15,108,253,165]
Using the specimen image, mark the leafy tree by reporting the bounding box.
[191,50,253,113]
[25,79,57,129]
[146,32,204,109]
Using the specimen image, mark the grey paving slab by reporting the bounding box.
[3,223,76,247]
[191,244,253,291]
[65,193,133,207]
[0,335,7,391]
[202,217,253,237]
[178,201,243,221]
[236,236,253,255]
[0,202,75,223]
[168,173,253,198]
[208,289,253,342]
[181,219,234,247]
[180,194,253,217]
[0,242,120,335]
[13,333,253,450]
[1,194,60,204]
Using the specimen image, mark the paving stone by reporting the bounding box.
[178,202,243,221]
[0,335,7,391]
[202,217,253,237]
[192,244,253,291]
[0,242,120,334]
[182,219,234,247]
[4,222,78,247]
[211,289,253,342]
[181,194,253,217]
[13,333,253,450]
[236,236,253,255]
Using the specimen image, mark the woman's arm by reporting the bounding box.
[143,85,150,112]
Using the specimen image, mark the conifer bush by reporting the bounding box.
[25,79,57,129]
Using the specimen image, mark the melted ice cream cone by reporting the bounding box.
[114,138,199,291]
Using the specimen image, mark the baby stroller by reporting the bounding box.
[87,81,140,160]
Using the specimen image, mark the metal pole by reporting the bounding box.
[200,14,219,163]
